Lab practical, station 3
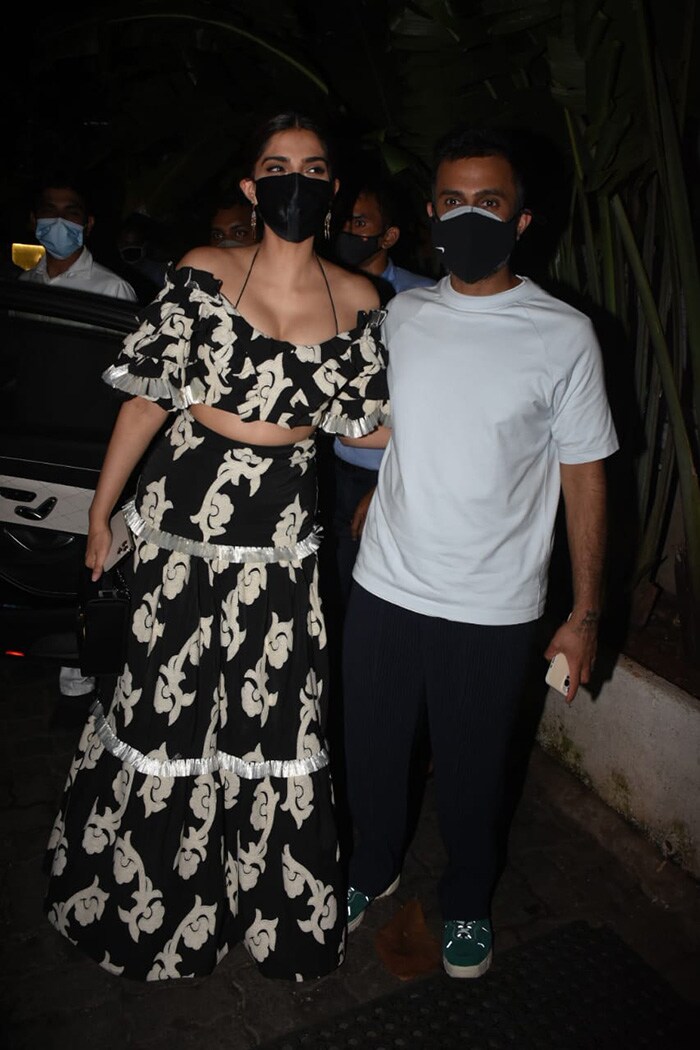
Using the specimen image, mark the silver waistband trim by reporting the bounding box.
[91,701,329,780]
[123,500,321,563]
[320,404,390,436]
[103,363,207,409]
[105,365,392,429]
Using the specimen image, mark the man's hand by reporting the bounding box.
[351,487,376,540]
[544,609,599,703]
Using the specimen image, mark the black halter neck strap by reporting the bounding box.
[234,247,259,309]
[234,248,339,337]
[316,255,339,336]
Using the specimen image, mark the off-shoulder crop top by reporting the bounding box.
[103,264,390,437]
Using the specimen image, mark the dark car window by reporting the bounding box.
[0,281,139,457]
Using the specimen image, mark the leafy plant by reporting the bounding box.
[545,0,700,658]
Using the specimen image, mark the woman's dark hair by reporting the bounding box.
[245,112,334,177]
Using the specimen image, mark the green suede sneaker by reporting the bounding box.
[442,918,493,978]
[347,874,400,933]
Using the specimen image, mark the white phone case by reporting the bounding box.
[103,508,135,572]
[545,652,570,696]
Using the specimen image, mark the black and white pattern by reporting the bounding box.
[44,266,388,982]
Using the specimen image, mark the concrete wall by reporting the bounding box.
[537,654,700,879]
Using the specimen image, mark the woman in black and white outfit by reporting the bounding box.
[44,112,388,983]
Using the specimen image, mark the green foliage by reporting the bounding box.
[546,0,700,652]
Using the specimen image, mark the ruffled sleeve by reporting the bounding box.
[319,308,391,436]
[102,265,236,411]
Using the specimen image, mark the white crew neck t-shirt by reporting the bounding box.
[353,275,619,625]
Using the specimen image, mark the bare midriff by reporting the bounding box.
[189,403,315,446]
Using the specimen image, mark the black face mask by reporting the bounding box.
[334,230,382,268]
[431,205,519,284]
[254,173,332,243]
[120,245,145,264]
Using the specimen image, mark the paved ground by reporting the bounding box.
[1,654,699,1050]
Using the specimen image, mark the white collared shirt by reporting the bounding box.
[20,247,137,301]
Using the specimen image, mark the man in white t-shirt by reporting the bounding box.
[20,175,137,703]
[340,127,619,979]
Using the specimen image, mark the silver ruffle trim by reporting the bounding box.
[103,363,206,409]
[91,700,329,780]
[320,403,391,436]
[123,499,321,564]
[104,365,392,433]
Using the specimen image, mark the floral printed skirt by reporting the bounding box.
[44,413,346,981]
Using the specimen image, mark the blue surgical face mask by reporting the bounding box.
[35,217,85,260]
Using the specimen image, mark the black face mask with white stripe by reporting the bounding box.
[431,205,519,284]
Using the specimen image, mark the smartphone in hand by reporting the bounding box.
[103,508,135,572]
[545,652,570,697]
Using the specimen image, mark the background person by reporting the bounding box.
[334,180,434,293]
[115,210,168,302]
[20,173,137,706]
[331,181,434,606]
[208,188,257,248]
[20,174,137,300]
[341,126,619,980]
[44,112,388,983]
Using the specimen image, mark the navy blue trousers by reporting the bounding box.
[332,459,379,608]
[343,583,538,920]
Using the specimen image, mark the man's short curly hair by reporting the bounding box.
[432,126,526,210]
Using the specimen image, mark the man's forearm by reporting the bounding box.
[560,459,608,623]
[542,460,608,699]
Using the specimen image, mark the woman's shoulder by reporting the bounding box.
[176,244,254,282]
[322,258,380,315]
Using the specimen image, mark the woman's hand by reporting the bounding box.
[85,522,112,582]
[82,395,168,582]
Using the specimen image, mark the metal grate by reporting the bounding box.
[260,921,696,1049]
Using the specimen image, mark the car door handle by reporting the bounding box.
[15,496,58,521]
[1,486,37,502]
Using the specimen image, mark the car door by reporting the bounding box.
[0,280,140,661]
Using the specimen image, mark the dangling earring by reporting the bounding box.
[250,206,257,240]
[323,208,331,240]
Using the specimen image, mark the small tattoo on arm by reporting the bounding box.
[578,610,599,631]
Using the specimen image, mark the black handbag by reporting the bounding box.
[77,565,131,676]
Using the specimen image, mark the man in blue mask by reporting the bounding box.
[340,127,619,980]
[20,174,137,706]
[20,176,137,301]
